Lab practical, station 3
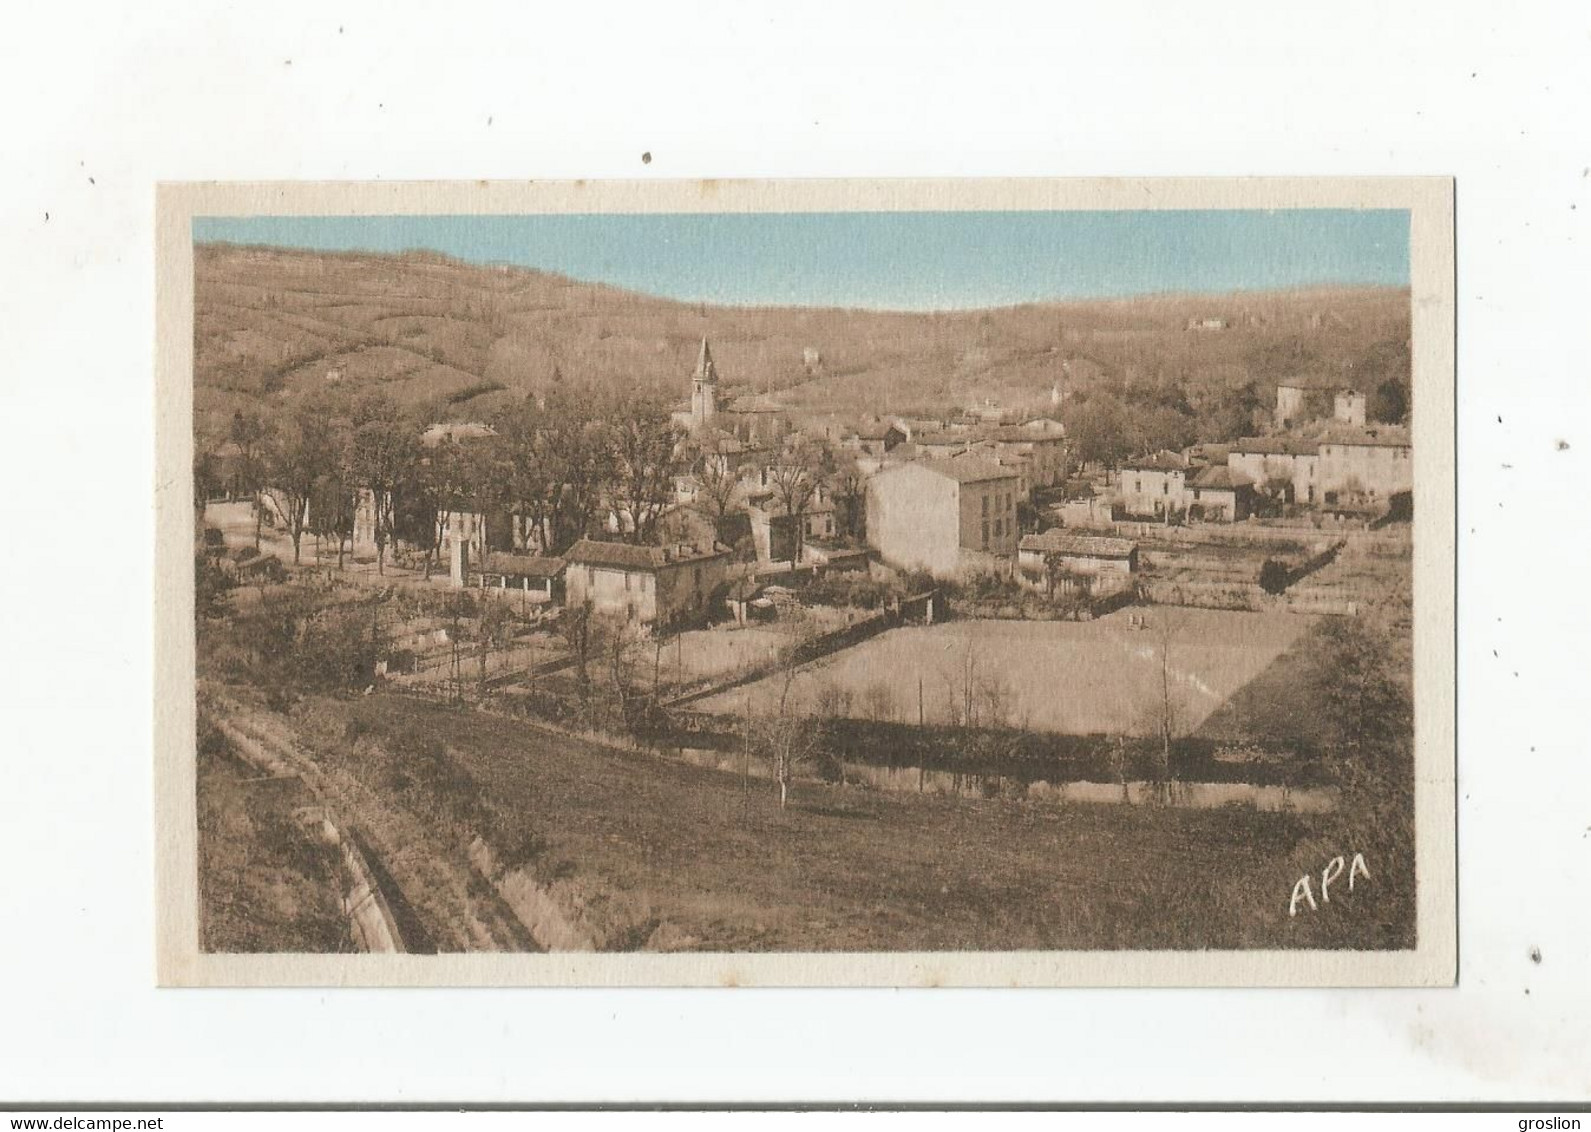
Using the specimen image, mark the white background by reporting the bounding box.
[2,0,1588,1107]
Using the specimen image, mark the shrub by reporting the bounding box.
[1258,558,1291,594]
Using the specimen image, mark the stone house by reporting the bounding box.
[1227,437,1322,504]
[563,539,730,629]
[1186,466,1256,522]
[1317,425,1413,502]
[985,426,1070,489]
[865,458,1021,579]
[1117,451,1191,518]
[1017,530,1138,595]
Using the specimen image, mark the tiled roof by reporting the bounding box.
[1189,466,1255,490]
[483,552,566,578]
[913,431,972,448]
[1230,437,1321,456]
[724,394,783,413]
[1318,425,1412,449]
[1019,531,1137,559]
[1121,450,1188,472]
[564,538,726,570]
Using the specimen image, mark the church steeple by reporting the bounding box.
[694,337,718,385]
[690,337,718,428]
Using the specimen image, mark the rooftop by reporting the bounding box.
[1318,424,1413,449]
[420,421,497,448]
[1189,466,1256,490]
[913,431,973,448]
[483,552,567,579]
[1275,374,1347,392]
[1019,531,1138,559]
[916,457,1022,486]
[1230,436,1321,456]
[564,538,727,571]
[852,420,904,441]
[724,394,784,414]
[1121,450,1188,472]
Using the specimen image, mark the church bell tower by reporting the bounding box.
[690,337,719,429]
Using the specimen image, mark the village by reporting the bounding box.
[205,338,1412,613]
[200,335,1411,710]
[194,304,1417,956]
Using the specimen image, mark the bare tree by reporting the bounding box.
[1146,609,1189,803]
[747,667,821,809]
[608,404,683,545]
[268,397,342,565]
[688,438,743,521]
[349,394,413,575]
[829,457,868,541]
[561,599,595,687]
[228,409,269,549]
[495,395,555,554]
[539,386,609,553]
[765,436,830,564]
[476,596,514,697]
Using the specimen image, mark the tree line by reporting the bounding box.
[195,383,865,575]
[1061,337,1412,469]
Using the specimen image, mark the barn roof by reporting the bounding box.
[564,538,726,571]
[1019,531,1138,559]
[483,552,566,579]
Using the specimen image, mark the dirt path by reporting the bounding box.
[200,686,541,953]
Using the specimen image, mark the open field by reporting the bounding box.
[691,607,1312,737]
[208,690,1405,952]
[196,728,352,953]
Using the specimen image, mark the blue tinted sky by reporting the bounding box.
[194,210,1409,311]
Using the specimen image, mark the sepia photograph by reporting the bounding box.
[154,179,1455,986]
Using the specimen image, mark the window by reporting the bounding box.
[1162,481,1169,495]
[982,495,990,516]
[624,572,631,592]
[981,520,989,548]
[1134,478,1142,494]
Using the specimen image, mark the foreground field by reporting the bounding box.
[691,607,1311,737]
[196,730,352,953]
[197,688,1409,952]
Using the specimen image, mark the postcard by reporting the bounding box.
[154,177,1455,985]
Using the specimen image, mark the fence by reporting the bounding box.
[665,603,902,708]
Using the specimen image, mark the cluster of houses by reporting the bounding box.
[313,340,1409,630]
[1113,381,1411,524]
